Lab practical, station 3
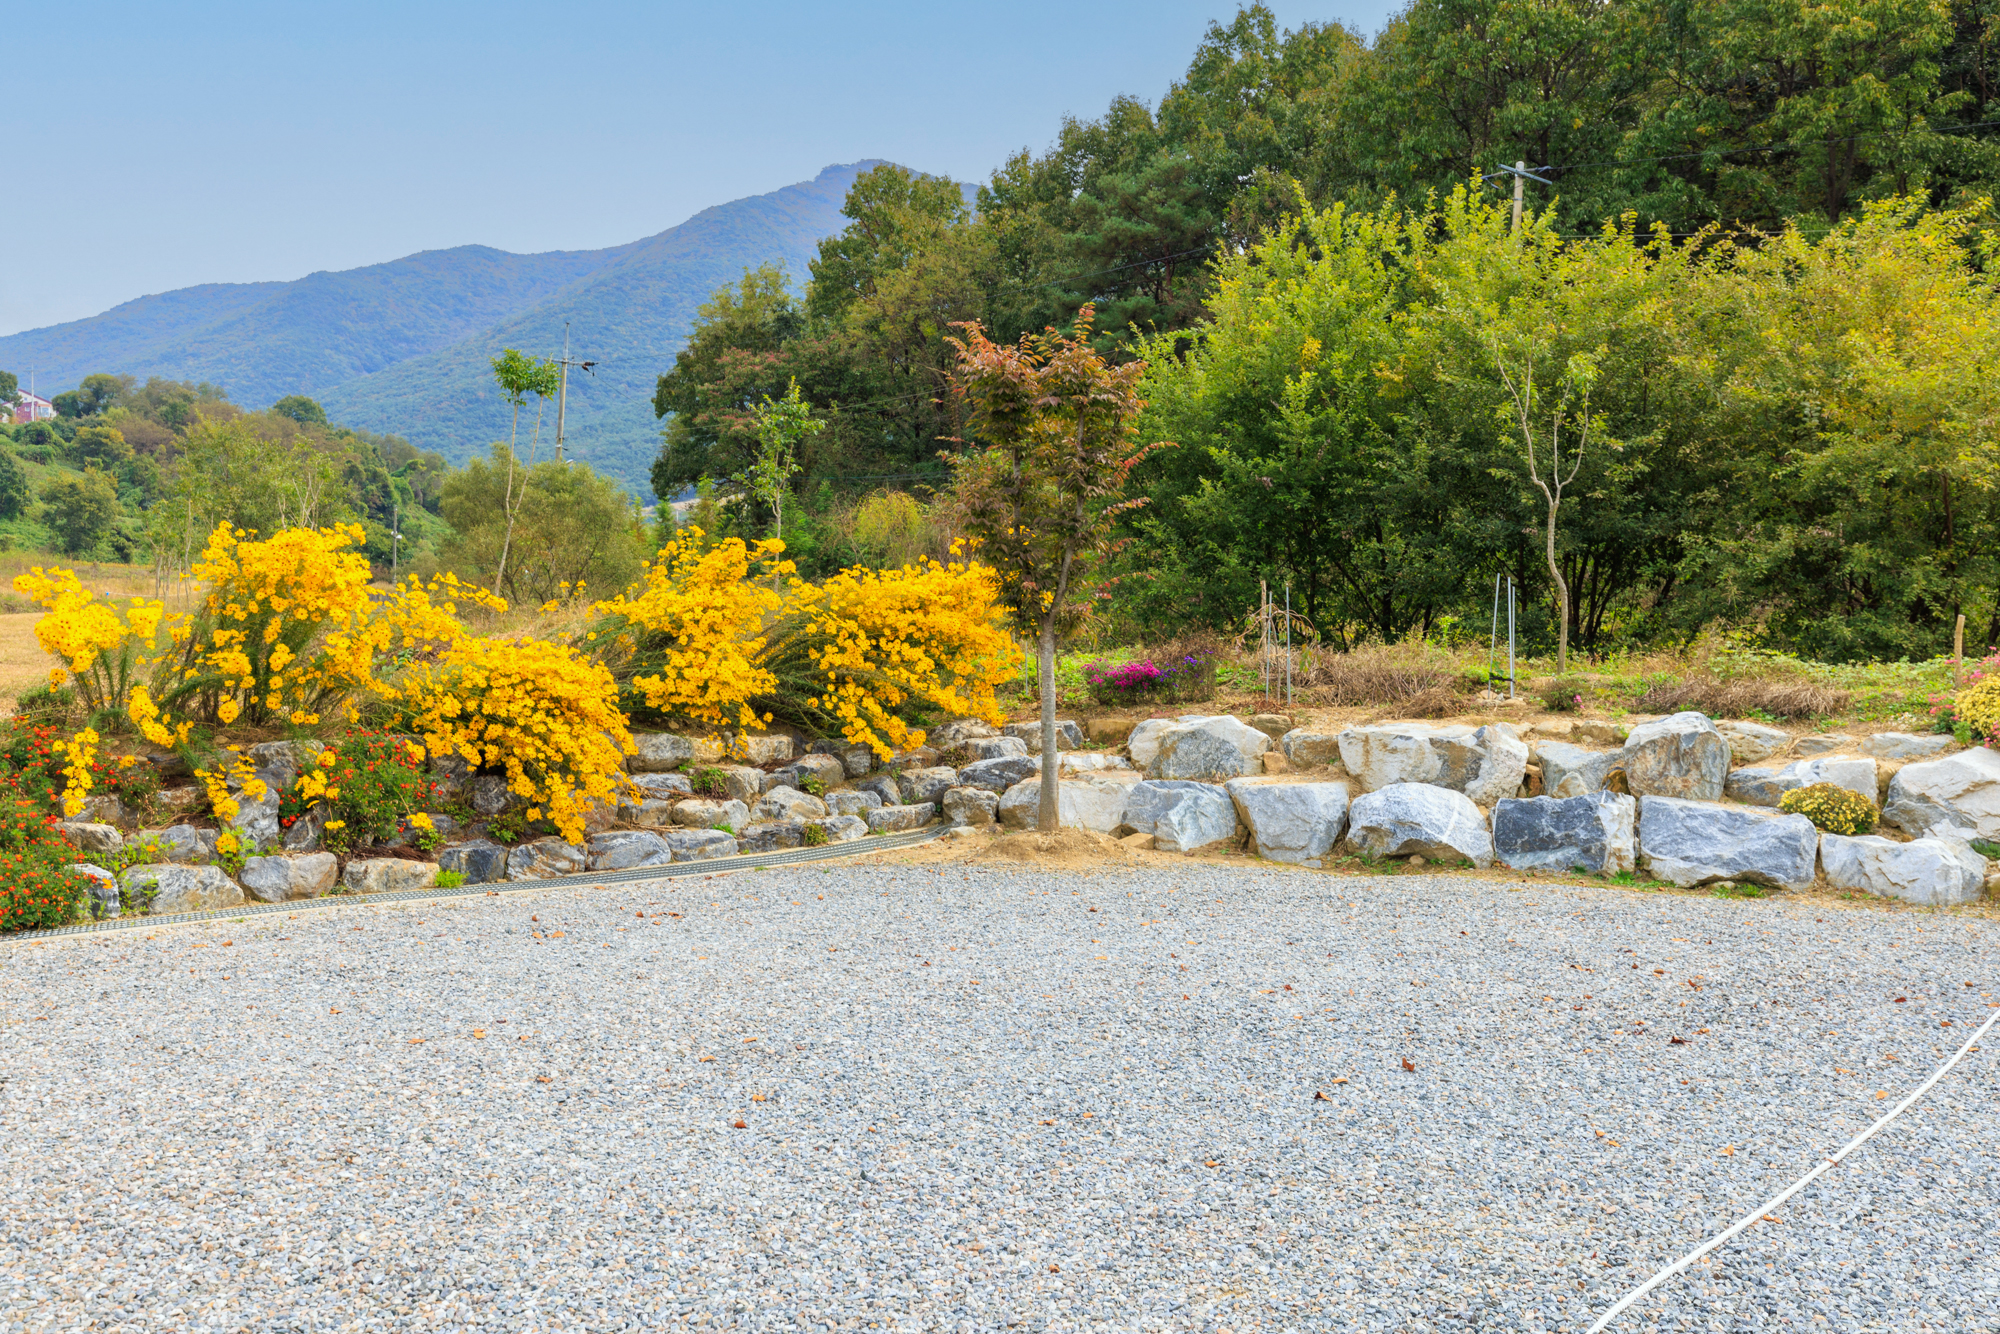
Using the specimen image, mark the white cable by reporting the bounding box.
[1586,1005,2000,1333]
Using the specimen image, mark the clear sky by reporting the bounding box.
[5,0,1399,337]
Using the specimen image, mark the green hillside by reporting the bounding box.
[0,162,880,496]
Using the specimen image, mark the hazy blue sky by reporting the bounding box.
[5,1,1400,337]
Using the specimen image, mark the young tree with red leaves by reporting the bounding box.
[948,308,1165,831]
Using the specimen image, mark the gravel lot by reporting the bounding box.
[5,851,1998,1333]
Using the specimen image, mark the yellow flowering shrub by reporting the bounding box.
[398,636,635,845]
[13,567,182,718]
[761,553,1017,758]
[589,528,792,731]
[1954,677,2000,743]
[51,728,100,818]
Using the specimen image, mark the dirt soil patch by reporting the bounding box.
[973,827,1139,868]
[0,612,51,714]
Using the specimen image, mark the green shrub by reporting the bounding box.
[802,822,829,847]
[1539,676,1588,712]
[0,798,93,931]
[689,766,728,797]
[800,774,827,798]
[434,869,467,889]
[1779,782,1877,835]
[287,732,441,853]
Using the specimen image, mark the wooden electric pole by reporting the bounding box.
[551,322,598,466]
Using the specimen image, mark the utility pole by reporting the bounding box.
[1487,161,1553,235]
[551,322,598,466]
[391,500,401,578]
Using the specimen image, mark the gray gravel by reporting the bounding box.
[5,858,1999,1332]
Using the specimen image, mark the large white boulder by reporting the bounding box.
[956,756,1040,793]
[1636,796,1817,891]
[345,857,444,893]
[1278,729,1343,770]
[1492,792,1636,875]
[1859,732,1954,761]
[587,830,673,872]
[239,852,338,902]
[1345,783,1493,867]
[1882,747,2000,841]
[672,798,750,831]
[1146,716,1272,781]
[1729,754,1877,807]
[502,840,584,882]
[1621,712,1730,801]
[1820,833,1986,906]
[117,863,244,915]
[1533,741,1621,799]
[931,719,1001,747]
[1223,777,1351,865]
[942,786,1000,827]
[752,787,828,823]
[866,803,936,833]
[1002,719,1084,750]
[1118,780,1242,853]
[661,828,738,860]
[997,774,1138,834]
[964,736,1030,761]
[898,766,960,807]
[1715,719,1791,765]
[629,732,704,772]
[1127,716,1210,768]
[1337,722,1526,806]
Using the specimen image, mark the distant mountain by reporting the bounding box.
[0,163,881,496]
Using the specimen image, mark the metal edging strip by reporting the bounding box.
[3,825,950,945]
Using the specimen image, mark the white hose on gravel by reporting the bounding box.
[1586,1005,2000,1333]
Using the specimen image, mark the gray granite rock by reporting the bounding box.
[964,735,1031,761]
[345,857,443,893]
[662,829,738,861]
[770,754,846,791]
[1533,742,1622,799]
[855,774,906,806]
[1338,722,1527,806]
[239,852,338,902]
[438,839,509,884]
[117,863,242,915]
[867,803,937,833]
[671,798,750,831]
[932,719,1002,747]
[942,786,1000,828]
[733,733,794,766]
[898,766,959,807]
[1715,719,1790,765]
[1222,778,1351,865]
[806,815,868,843]
[1117,780,1241,854]
[1146,716,1272,781]
[954,756,1039,794]
[619,797,680,827]
[1636,795,1817,891]
[1820,833,1986,906]
[1278,729,1343,770]
[1620,712,1730,801]
[1859,732,1955,761]
[56,821,123,857]
[1001,720,1084,750]
[628,732,699,772]
[1127,716,1208,768]
[586,830,673,872]
[631,772,694,799]
[139,824,216,865]
[996,774,1140,833]
[825,789,883,816]
[1491,792,1636,875]
[706,765,766,804]
[753,787,828,822]
[1882,747,2000,841]
[502,840,585,882]
[1795,733,1859,757]
[77,794,135,830]
[1345,783,1493,867]
[470,775,517,818]
[808,740,878,777]
[735,821,806,853]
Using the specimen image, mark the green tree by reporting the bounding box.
[740,379,824,541]
[651,265,802,498]
[439,446,643,606]
[70,424,134,471]
[950,308,1158,830]
[40,470,121,556]
[488,348,562,596]
[271,395,329,426]
[0,371,17,413]
[0,448,27,521]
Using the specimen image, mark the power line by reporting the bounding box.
[1530,116,2000,179]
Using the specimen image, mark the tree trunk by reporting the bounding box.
[1037,621,1060,832]
[1544,492,1569,676]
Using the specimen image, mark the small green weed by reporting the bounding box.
[434,870,467,889]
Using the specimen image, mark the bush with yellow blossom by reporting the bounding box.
[396,636,635,845]
[759,549,1016,758]
[587,528,792,732]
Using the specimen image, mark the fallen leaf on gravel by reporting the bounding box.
[536,1076,552,1084]
[744,1037,758,1043]
[732,1119,748,1129]
[222,941,233,947]
[751,1093,767,1102]
[1315,1090,1330,1101]
[1040,1119,1055,1125]
[1894,997,1906,1003]
[1082,1112,1094,1118]
[1049,1264,1061,1272]
[330,1008,340,1014]
[407,1038,425,1045]
[1669,1036,1687,1045]
[1764,1215,1782,1223]
[472,1029,485,1039]
[1330,1076,1349,1084]
[698,1055,714,1062]
[1721,1146,1735,1156]
[1204,1161,1218,1168]
[1877,1090,1890,1099]
[1401,1057,1416,1072]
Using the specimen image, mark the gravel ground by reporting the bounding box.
[4,853,1999,1333]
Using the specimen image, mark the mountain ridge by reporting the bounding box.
[0,162,882,494]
